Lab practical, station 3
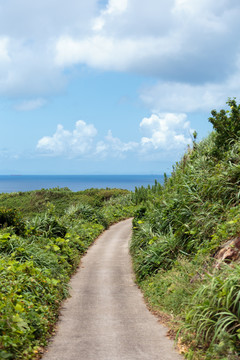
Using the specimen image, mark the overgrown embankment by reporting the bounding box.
[131,99,240,359]
[0,188,135,359]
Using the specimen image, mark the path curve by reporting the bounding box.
[42,219,182,360]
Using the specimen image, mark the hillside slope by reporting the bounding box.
[131,99,240,359]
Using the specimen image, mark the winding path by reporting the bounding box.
[42,219,182,360]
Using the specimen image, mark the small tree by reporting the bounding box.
[209,98,240,154]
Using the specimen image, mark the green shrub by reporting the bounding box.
[27,213,67,238]
[0,257,68,359]
[64,203,108,228]
[209,98,240,156]
[132,230,184,280]
[0,208,25,235]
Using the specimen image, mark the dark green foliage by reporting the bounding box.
[82,188,129,207]
[64,203,108,228]
[132,206,146,224]
[28,214,67,238]
[133,179,162,205]
[209,98,240,156]
[0,208,25,235]
[131,232,182,281]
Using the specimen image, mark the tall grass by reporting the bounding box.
[131,100,240,358]
[182,264,240,358]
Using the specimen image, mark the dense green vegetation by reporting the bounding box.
[0,188,135,359]
[2,99,240,359]
[131,99,240,359]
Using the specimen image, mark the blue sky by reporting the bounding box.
[0,0,239,174]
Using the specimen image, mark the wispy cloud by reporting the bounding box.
[96,130,139,158]
[15,98,46,111]
[0,37,10,63]
[0,148,20,160]
[140,66,240,113]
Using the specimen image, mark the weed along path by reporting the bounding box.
[42,219,182,360]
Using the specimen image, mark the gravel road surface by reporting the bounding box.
[42,219,183,360]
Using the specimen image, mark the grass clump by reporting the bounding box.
[183,264,240,358]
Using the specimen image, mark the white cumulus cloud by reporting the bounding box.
[37,114,193,160]
[140,113,193,151]
[37,120,97,157]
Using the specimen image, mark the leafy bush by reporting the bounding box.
[209,98,240,155]
[0,208,25,235]
[133,179,162,204]
[27,213,67,238]
[131,231,183,281]
[64,203,108,228]
[0,257,67,359]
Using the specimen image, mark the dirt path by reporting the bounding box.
[42,219,183,360]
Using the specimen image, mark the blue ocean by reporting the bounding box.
[0,175,164,193]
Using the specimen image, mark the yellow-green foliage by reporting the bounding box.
[0,188,135,359]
